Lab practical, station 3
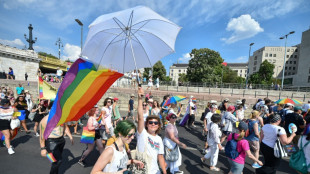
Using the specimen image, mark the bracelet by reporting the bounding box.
[40,147,46,150]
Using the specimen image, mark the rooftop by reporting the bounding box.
[171,63,189,67]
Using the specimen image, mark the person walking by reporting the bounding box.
[101,98,114,146]
[0,99,18,154]
[112,97,121,127]
[164,113,187,174]
[257,114,296,173]
[127,94,135,120]
[187,98,197,129]
[90,120,144,173]
[33,99,48,137]
[147,76,153,90]
[245,110,262,169]
[56,67,63,83]
[201,114,224,172]
[220,106,237,144]
[78,105,104,167]
[137,86,166,174]
[227,121,263,174]
[14,95,30,133]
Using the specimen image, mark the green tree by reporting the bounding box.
[38,52,58,59]
[178,73,188,83]
[222,67,245,84]
[249,60,275,84]
[143,61,168,81]
[187,48,224,83]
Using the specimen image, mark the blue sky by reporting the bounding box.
[1,0,310,73]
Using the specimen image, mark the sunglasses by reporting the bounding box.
[107,101,111,103]
[143,104,147,106]
[148,121,159,125]
[126,133,136,138]
[171,116,177,119]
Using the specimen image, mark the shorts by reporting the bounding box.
[101,127,114,140]
[249,140,260,152]
[128,110,133,117]
[18,110,26,121]
[0,119,11,131]
[57,75,61,80]
[228,159,244,174]
[95,130,101,140]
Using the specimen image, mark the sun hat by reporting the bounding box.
[210,100,217,104]
[238,121,248,131]
[227,105,235,112]
[130,94,135,97]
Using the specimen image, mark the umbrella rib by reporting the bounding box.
[131,19,180,28]
[128,35,153,69]
[123,37,130,73]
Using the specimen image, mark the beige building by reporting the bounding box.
[227,63,248,78]
[293,29,310,86]
[0,44,40,81]
[169,63,188,84]
[248,46,299,81]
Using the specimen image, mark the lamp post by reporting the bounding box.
[280,31,295,90]
[245,43,254,89]
[75,19,83,56]
[24,24,37,50]
[55,38,63,59]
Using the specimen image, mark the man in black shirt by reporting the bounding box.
[284,106,306,144]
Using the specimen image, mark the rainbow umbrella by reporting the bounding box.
[274,98,302,105]
[164,95,187,106]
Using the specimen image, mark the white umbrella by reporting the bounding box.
[82,6,181,74]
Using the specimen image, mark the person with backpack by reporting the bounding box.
[200,114,224,172]
[245,110,262,169]
[220,105,237,144]
[294,123,310,173]
[226,121,263,174]
[257,114,296,174]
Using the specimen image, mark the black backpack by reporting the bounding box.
[200,112,205,121]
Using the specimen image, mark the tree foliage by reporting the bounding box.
[222,66,245,83]
[178,73,188,83]
[187,48,224,83]
[249,60,275,84]
[143,61,169,81]
[38,52,58,59]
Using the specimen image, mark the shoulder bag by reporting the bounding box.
[164,144,179,162]
[274,129,287,158]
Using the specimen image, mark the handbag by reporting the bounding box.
[130,137,152,174]
[10,119,21,130]
[80,127,95,144]
[164,144,179,162]
[28,112,36,121]
[289,137,310,174]
[274,129,287,158]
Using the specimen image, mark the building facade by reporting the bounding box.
[227,63,248,78]
[293,29,310,86]
[169,63,188,84]
[248,46,299,80]
[0,44,40,81]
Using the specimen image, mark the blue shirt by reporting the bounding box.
[16,86,24,95]
[246,119,259,141]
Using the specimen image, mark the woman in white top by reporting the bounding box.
[297,123,310,173]
[259,114,296,173]
[137,87,166,174]
[151,100,161,116]
[164,113,187,174]
[147,76,153,90]
[142,101,149,121]
[0,99,18,155]
[201,113,224,172]
[78,105,104,167]
[101,98,114,144]
[220,105,237,144]
[91,120,144,174]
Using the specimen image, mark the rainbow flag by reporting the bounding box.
[96,116,102,124]
[39,77,44,98]
[43,58,123,139]
[46,153,57,163]
[80,127,95,144]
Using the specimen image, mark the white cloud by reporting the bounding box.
[236,56,247,62]
[221,14,264,44]
[178,53,192,63]
[0,38,25,48]
[62,43,80,61]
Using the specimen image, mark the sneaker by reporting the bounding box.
[78,160,85,167]
[252,163,262,169]
[35,132,40,137]
[192,125,197,128]
[174,171,184,174]
[8,147,15,155]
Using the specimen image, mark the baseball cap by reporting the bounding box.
[25,90,29,93]
[166,113,176,121]
[113,97,119,101]
[210,100,217,104]
[294,106,302,112]
[236,100,242,104]
[238,121,248,131]
[227,105,235,112]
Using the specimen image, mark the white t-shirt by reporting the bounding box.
[102,107,112,128]
[56,69,63,76]
[103,145,128,172]
[222,112,238,132]
[259,105,269,118]
[256,101,264,110]
[302,103,310,112]
[205,112,214,128]
[189,102,195,115]
[298,135,310,172]
[262,124,286,148]
[137,129,164,174]
[207,123,222,146]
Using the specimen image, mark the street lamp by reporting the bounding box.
[75,19,83,57]
[55,38,63,59]
[279,31,295,90]
[245,43,254,89]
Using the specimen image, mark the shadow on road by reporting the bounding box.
[11,134,32,148]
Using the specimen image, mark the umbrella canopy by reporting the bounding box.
[164,95,187,106]
[82,6,181,73]
[274,98,302,105]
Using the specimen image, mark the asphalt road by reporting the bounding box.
[0,114,297,174]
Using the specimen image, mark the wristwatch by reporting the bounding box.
[40,147,46,150]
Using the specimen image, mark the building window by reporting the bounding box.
[273,54,276,57]
[269,54,272,57]
[290,61,292,64]
[171,70,173,72]
[253,67,256,71]
[265,53,268,57]
[294,55,297,58]
[292,73,295,75]
[240,70,242,73]
[179,70,181,73]
[254,56,257,60]
[294,61,296,64]
[254,61,257,65]
[309,67,310,74]
[287,49,290,52]
[286,61,288,64]
[285,72,287,75]
[273,59,276,63]
[285,67,288,70]
[290,55,293,58]
[295,49,298,52]
[288,72,291,75]
[293,67,295,70]
[289,67,291,70]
